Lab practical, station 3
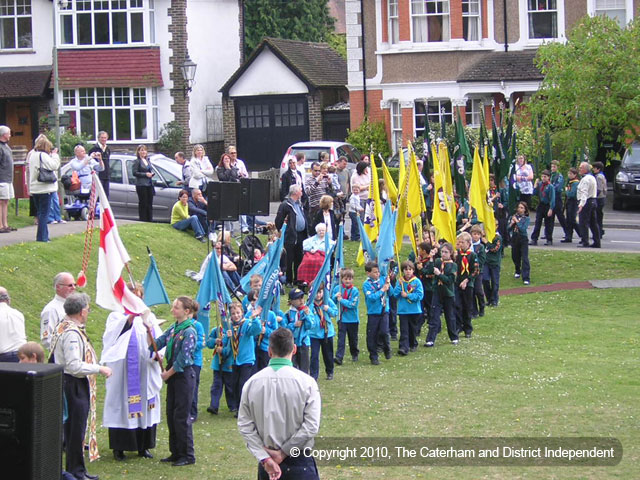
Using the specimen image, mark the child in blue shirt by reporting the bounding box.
[332,268,360,364]
[391,260,424,355]
[227,302,261,415]
[284,288,316,374]
[309,285,338,381]
[205,323,233,415]
[246,288,280,371]
[363,261,391,364]
[190,313,205,422]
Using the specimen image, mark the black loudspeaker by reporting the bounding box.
[239,178,271,216]
[207,181,241,221]
[0,363,63,480]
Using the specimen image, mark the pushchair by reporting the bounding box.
[239,234,265,276]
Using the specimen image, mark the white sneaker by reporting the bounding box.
[514,273,520,279]
[524,280,530,285]
[452,340,459,345]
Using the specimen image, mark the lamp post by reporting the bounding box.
[180,56,197,98]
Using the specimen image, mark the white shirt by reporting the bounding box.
[233,158,249,178]
[577,174,597,208]
[41,294,66,349]
[0,302,26,354]
[53,321,101,378]
[189,156,214,188]
[238,361,321,462]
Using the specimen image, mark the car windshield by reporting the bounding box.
[152,159,182,187]
[289,148,329,164]
[623,145,640,167]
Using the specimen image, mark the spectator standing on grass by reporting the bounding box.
[28,135,61,242]
[350,162,370,216]
[275,185,308,287]
[347,185,364,241]
[305,162,330,233]
[41,272,77,349]
[280,156,304,201]
[592,161,607,238]
[238,327,321,480]
[0,125,14,234]
[0,286,26,362]
[89,131,111,198]
[577,162,601,248]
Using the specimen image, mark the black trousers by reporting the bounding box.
[579,198,600,247]
[471,272,485,315]
[256,348,270,371]
[100,177,110,198]
[427,291,458,343]
[553,196,567,234]
[292,344,310,374]
[565,199,580,240]
[230,363,253,411]
[596,197,605,236]
[258,454,319,480]
[366,313,390,360]
[136,185,154,222]
[63,374,90,478]
[398,313,421,353]
[166,366,195,462]
[209,369,234,411]
[482,264,501,306]
[190,364,201,419]
[284,241,303,284]
[336,322,359,359]
[531,203,554,241]
[511,234,530,281]
[310,337,334,380]
[455,285,474,336]
[388,295,398,337]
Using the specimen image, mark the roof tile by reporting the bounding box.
[457,51,543,83]
[0,67,51,99]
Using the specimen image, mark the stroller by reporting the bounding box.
[239,234,265,276]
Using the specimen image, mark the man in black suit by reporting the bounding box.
[89,131,111,197]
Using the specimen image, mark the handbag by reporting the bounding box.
[37,153,58,184]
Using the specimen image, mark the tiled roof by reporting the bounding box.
[0,66,51,98]
[220,37,346,94]
[57,47,163,88]
[457,51,543,83]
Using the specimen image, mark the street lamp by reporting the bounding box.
[180,56,197,98]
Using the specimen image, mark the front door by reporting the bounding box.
[235,95,309,171]
[4,101,33,149]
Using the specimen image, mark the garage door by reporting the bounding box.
[235,95,309,171]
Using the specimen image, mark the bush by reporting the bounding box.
[377,166,399,187]
[346,117,391,160]
[156,121,184,156]
[43,129,92,158]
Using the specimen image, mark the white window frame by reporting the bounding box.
[57,0,150,47]
[465,98,482,127]
[388,0,399,44]
[62,86,157,142]
[588,0,633,27]
[414,99,452,137]
[462,0,481,41]
[410,0,450,43]
[521,0,565,44]
[390,100,402,153]
[0,0,31,50]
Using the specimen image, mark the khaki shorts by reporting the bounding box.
[0,182,15,200]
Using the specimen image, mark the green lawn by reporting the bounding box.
[1,222,639,479]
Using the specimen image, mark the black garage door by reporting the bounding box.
[235,95,309,171]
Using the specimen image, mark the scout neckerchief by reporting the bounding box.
[540,181,548,201]
[166,318,195,366]
[231,320,244,359]
[372,278,386,310]
[340,284,352,314]
[50,318,100,462]
[291,304,306,344]
[313,301,327,335]
[458,250,471,276]
[567,179,579,194]
[403,275,416,303]
[438,259,454,287]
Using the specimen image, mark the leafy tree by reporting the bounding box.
[346,117,391,160]
[244,0,335,57]
[529,15,640,159]
[156,121,184,156]
[43,129,91,158]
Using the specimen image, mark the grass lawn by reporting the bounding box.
[1,222,639,479]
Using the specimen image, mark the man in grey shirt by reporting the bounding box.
[0,125,14,234]
[238,327,321,480]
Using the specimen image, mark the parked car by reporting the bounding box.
[613,142,640,210]
[61,153,184,222]
[278,141,362,179]
[386,147,410,168]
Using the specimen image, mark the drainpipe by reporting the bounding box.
[360,0,367,116]
[503,0,509,52]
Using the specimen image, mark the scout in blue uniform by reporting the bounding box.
[206,323,234,415]
[284,288,317,374]
[190,316,205,422]
[246,289,281,372]
[228,302,261,416]
[455,232,479,338]
[470,225,487,318]
[561,167,581,242]
[332,268,360,364]
[363,262,391,365]
[482,219,503,307]
[530,170,556,245]
[427,243,459,346]
[309,286,338,380]
[390,260,424,355]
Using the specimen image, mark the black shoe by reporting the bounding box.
[160,455,179,463]
[409,346,417,352]
[334,357,343,365]
[352,355,359,362]
[83,473,99,480]
[390,335,398,341]
[138,450,153,459]
[576,243,589,248]
[172,458,196,467]
[544,240,553,246]
[371,358,380,365]
[384,351,392,359]
[465,333,472,339]
[471,313,478,319]
[397,350,408,356]
[233,412,238,418]
[479,310,485,317]
[113,450,126,461]
[590,243,601,248]
[529,240,538,246]
[326,373,334,380]
[206,407,218,415]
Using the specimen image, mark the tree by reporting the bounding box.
[243,0,336,57]
[529,15,640,159]
[346,118,391,160]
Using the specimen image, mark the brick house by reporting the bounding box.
[0,0,243,158]
[220,37,348,171]
[345,0,638,153]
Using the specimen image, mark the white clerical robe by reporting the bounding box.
[101,312,163,429]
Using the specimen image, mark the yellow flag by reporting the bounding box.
[357,152,383,265]
[482,146,497,241]
[431,142,457,244]
[380,154,398,206]
[397,146,407,194]
[394,149,410,256]
[405,143,424,255]
[469,146,497,242]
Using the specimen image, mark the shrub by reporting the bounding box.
[43,129,92,158]
[156,121,184,156]
[346,117,391,160]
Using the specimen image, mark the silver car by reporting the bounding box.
[61,153,184,222]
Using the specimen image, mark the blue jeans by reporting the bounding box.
[222,270,242,293]
[49,191,62,222]
[348,211,360,240]
[34,193,52,242]
[172,215,205,238]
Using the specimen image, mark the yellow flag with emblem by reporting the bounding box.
[431,142,457,244]
[356,151,383,265]
[469,146,497,242]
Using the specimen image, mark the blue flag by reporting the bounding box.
[375,202,397,277]
[257,224,286,325]
[330,224,345,295]
[239,250,270,293]
[357,216,376,263]
[195,250,232,334]
[307,237,337,308]
[142,252,170,307]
